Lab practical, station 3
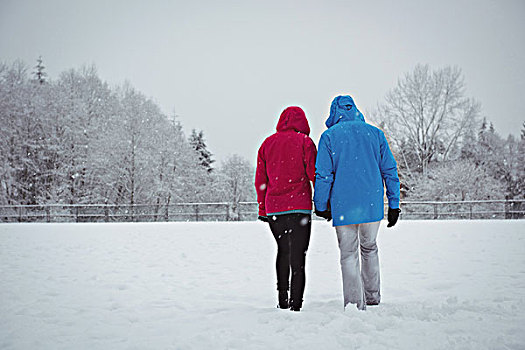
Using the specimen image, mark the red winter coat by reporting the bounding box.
[255,106,317,216]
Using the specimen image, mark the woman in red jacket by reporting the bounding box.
[255,106,317,312]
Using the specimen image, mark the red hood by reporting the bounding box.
[276,106,310,135]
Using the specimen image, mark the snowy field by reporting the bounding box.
[1,220,524,350]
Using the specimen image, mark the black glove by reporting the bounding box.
[387,208,401,227]
[315,209,332,222]
[258,215,269,223]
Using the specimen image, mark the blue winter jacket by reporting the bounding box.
[313,95,400,226]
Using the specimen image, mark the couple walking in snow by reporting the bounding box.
[255,95,401,312]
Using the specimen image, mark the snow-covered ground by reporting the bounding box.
[1,220,524,350]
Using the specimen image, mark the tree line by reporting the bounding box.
[376,64,524,204]
[1,59,523,213]
[0,59,255,218]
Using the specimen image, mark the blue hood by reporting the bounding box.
[325,95,365,128]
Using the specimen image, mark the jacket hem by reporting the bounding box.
[267,209,312,216]
[332,216,384,227]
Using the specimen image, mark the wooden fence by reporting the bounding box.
[0,200,524,223]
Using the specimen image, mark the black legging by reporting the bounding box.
[268,213,311,308]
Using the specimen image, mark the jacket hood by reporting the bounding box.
[276,106,310,135]
[325,95,365,128]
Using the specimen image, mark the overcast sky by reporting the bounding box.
[1,0,524,164]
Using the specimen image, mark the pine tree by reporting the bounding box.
[33,56,47,84]
[479,118,487,139]
[189,129,214,173]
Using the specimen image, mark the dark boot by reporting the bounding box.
[278,290,289,309]
[289,298,302,312]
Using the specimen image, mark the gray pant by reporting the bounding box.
[335,221,381,310]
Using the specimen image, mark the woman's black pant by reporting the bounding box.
[268,213,311,307]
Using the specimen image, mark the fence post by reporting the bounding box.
[18,206,22,222]
[433,203,438,219]
[469,204,473,220]
[105,205,109,222]
[46,206,50,223]
[195,204,200,221]
[234,201,240,221]
[75,206,79,223]
[510,199,517,219]
[165,205,169,222]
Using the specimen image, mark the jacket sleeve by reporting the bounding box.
[313,132,334,211]
[254,143,268,216]
[379,132,400,209]
[303,136,317,184]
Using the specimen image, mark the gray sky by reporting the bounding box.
[1,0,524,164]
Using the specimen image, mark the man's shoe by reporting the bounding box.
[357,302,366,311]
[289,305,301,312]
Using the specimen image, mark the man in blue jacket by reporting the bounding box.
[314,95,400,311]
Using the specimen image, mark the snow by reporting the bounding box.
[1,220,524,350]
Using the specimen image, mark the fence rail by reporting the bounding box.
[0,200,524,223]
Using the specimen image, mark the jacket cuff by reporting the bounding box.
[388,198,400,209]
[314,202,328,212]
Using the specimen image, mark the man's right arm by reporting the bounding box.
[379,132,400,209]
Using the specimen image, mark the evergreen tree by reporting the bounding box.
[464,120,524,204]
[518,122,525,198]
[189,129,214,173]
[33,56,47,84]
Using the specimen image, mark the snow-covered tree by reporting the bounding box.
[378,64,480,175]
[458,119,524,209]
[0,60,47,205]
[1,59,219,210]
[55,66,116,204]
[169,124,212,203]
[214,154,255,220]
[150,116,190,216]
[410,160,505,202]
[189,129,214,173]
[0,61,32,204]
[33,56,47,85]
